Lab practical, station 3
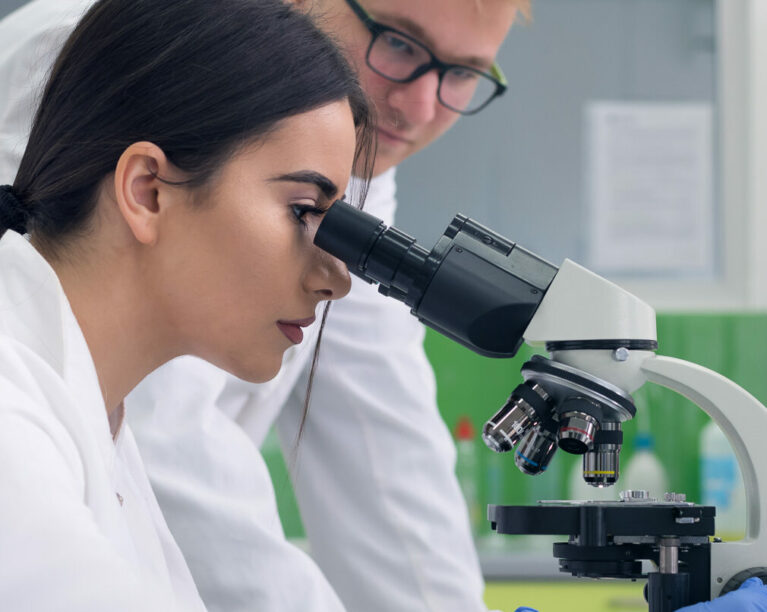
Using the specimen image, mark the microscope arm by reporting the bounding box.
[640,354,767,598]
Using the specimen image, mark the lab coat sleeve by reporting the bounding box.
[126,357,348,612]
[275,275,488,612]
[0,365,166,610]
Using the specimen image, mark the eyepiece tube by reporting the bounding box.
[313,200,387,276]
[315,200,429,306]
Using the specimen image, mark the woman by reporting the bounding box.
[0,0,372,609]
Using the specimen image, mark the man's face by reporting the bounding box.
[314,0,520,176]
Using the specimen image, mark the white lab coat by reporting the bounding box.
[0,230,207,612]
[0,2,489,611]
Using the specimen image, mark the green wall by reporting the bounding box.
[264,313,767,540]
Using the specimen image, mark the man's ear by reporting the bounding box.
[113,141,179,246]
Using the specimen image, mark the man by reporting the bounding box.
[0,0,527,610]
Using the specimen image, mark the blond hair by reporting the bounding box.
[513,0,531,21]
[473,0,532,22]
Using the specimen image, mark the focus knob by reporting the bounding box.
[720,568,767,595]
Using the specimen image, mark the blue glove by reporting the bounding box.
[676,578,767,611]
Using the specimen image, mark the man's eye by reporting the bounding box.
[382,33,414,56]
[291,203,325,227]
[449,68,479,82]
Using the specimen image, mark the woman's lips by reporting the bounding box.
[277,322,304,344]
[276,316,316,344]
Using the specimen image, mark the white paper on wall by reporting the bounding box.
[586,102,714,275]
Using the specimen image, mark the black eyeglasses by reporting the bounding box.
[344,0,507,115]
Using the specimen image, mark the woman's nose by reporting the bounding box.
[306,248,351,301]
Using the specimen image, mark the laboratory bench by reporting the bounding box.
[480,549,647,611]
[484,580,647,612]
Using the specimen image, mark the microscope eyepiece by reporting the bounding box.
[313,199,387,272]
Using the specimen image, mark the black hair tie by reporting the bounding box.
[0,185,29,234]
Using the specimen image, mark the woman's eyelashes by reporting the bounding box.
[291,202,327,228]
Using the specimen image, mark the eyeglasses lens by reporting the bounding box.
[370,31,430,80]
[441,68,498,114]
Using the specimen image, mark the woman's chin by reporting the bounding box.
[228,357,282,384]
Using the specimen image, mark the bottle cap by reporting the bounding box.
[635,432,655,451]
[455,416,475,440]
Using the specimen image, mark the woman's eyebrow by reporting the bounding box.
[268,170,338,200]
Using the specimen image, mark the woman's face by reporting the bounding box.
[156,101,356,382]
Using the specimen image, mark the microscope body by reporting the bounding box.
[314,200,767,606]
[516,259,767,599]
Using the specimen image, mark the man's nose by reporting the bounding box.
[306,249,352,302]
[387,69,440,126]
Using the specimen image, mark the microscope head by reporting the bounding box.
[315,201,657,488]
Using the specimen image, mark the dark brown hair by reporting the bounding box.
[9,0,374,248]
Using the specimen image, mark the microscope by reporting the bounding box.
[315,201,767,610]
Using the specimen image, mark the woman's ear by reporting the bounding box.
[285,0,312,13]
[113,142,179,246]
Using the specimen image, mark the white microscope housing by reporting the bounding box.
[517,258,766,598]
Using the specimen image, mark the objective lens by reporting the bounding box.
[582,422,622,487]
[557,409,599,455]
[582,450,619,487]
[482,382,552,453]
[514,423,558,476]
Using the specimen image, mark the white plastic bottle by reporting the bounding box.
[622,432,669,499]
[454,416,481,538]
[700,419,746,541]
[480,447,510,551]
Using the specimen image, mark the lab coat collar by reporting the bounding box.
[352,167,397,225]
[0,230,118,468]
